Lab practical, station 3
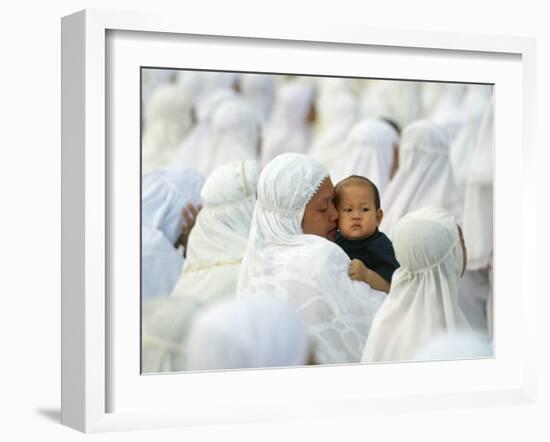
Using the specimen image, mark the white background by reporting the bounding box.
[0,1,547,441]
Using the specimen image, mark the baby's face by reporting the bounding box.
[336,184,382,240]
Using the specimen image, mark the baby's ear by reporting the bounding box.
[376,208,384,225]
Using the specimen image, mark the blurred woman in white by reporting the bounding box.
[362,207,471,363]
[237,153,386,365]
[141,296,202,373]
[330,118,400,195]
[240,73,276,126]
[308,89,361,170]
[448,85,493,202]
[458,94,494,335]
[141,167,204,299]
[171,160,259,305]
[142,82,195,172]
[261,80,316,165]
[194,98,261,177]
[380,120,461,238]
[175,87,237,174]
[186,297,312,371]
[360,79,423,133]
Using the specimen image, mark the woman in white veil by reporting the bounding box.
[237,153,386,365]
[192,98,261,177]
[458,94,494,335]
[174,87,237,174]
[380,120,461,238]
[141,167,204,299]
[330,118,400,194]
[308,90,361,170]
[171,160,259,305]
[142,82,195,172]
[362,207,471,363]
[186,297,312,371]
[260,80,315,165]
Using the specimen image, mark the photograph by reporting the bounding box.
[140,68,495,374]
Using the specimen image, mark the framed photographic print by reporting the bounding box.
[61,9,537,433]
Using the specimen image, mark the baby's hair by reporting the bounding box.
[334,175,381,210]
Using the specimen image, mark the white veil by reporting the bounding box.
[171,160,259,304]
[361,207,471,363]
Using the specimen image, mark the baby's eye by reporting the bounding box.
[344,208,352,212]
[363,208,370,212]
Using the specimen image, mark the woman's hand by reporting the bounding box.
[176,202,202,256]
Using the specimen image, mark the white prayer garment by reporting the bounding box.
[239,73,276,126]
[261,80,315,165]
[448,85,493,201]
[171,160,259,305]
[186,297,311,371]
[141,167,204,299]
[142,167,204,245]
[414,329,493,361]
[237,153,386,365]
[361,207,471,364]
[380,120,462,239]
[141,82,195,172]
[360,80,423,132]
[141,296,202,373]
[174,88,238,174]
[191,98,261,177]
[308,90,361,170]
[141,227,184,300]
[458,94,494,334]
[330,118,400,194]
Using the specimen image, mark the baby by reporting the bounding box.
[334,175,399,293]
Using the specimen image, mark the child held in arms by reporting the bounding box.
[335,175,399,293]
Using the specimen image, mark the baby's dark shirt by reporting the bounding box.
[336,229,400,283]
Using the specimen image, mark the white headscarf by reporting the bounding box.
[141,296,202,373]
[330,118,400,194]
[360,80,423,132]
[237,153,386,364]
[142,166,204,245]
[186,297,311,371]
[142,83,195,172]
[141,167,204,299]
[380,120,461,238]
[175,88,238,173]
[462,92,494,270]
[448,85,493,200]
[457,95,494,335]
[308,91,361,170]
[361,207,471,363]
[171,160,259,304]
[240,73,276,125]
[195,98,260,177]
[261,80,315,165]
[414,329,493,361]
[141,227,184,300]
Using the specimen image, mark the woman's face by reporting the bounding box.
[302,179,339,241]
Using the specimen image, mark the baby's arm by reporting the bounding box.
[348,259,390,293]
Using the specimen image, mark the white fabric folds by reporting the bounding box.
[362,207,471,363]
[261,81,315,165]
[237,153,386,365]
[186,297,311,371]
[330,118,399,194]
[171,160,259,304]
[141,167,204,299]
[380,120,461,238]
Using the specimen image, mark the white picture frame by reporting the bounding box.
[61,9,537,433]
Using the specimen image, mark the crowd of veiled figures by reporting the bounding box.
[141,69,494,373]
